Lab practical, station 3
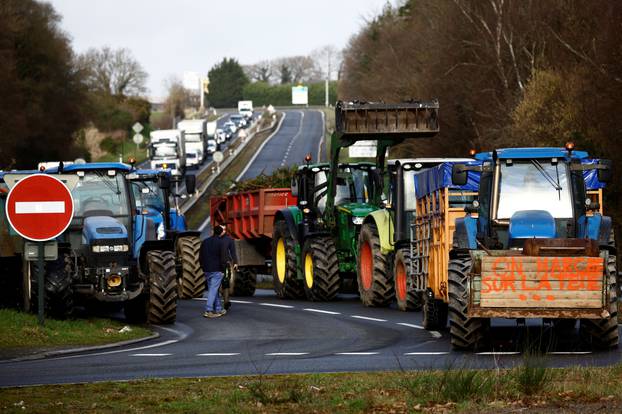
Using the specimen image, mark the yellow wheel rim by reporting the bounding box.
[276,238,286,283]
[304,252,314,289]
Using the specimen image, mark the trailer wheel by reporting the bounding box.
[232,267,257,296]
[146,250,178,324]
[394,248,422,311]
[272,220,304,299]
[176,236,204,299]
[30,253,74,319]
[448,255,489,350]
[422,291,447,330]
[580,244,619,349]
[357,222,393,307]
[302,237,340,301]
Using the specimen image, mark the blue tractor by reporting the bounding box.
[14,162,181,323]
[449,146,616,349]
[127,168,204,299]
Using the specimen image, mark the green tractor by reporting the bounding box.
[271,101,439,301]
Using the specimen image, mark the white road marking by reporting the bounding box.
[397,323,425,330]
[131,353,171,357]
[476,352,521,356]
[192,297,206,301]
[265,352,309,356]
[303,308,340,315]
[230,300,252,304]
[15,201,65,214]
[430,331,442,338]
[197,353,240,356]
[404,352,449,356]
[260,303,294,309]
[351,315,387,322]
[547,351,592,355]
[336,352,379,356]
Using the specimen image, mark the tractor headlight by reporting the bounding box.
[157,222,165,240]
[352,217,364,225]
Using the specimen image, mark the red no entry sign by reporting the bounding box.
[6,174,74,241]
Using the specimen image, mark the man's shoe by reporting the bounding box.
[203,311,221,318]
[217,309,227,315]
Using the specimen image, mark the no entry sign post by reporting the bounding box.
[5,174,74,326]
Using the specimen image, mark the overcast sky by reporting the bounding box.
[48,0,391,100]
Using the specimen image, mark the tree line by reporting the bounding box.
[0,0,150,169]
[339,0,622,235]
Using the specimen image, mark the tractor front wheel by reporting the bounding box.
[146,250,178,324]
[30,253,74,319]
[394,248,422,311]
[448,255,489,350]
[302,237,340,301]
[357,222,393,307]
[271,220,304,299]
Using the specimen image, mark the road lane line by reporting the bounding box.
[303,308,340,315]
[197,353,240,356]
[131,353,171,357]
[336,352,379,356]
[351,315,387,322]
[259,303,294,309]
[230,299,253,304]
[265,352,309,356]
[404,352,449,355]
[397,323,425,329]
[547,351,592,355]
[476,352,521,356]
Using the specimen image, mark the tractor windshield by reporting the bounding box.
[71,171,130,221]
[131,180,165,212]
[315,167,373,211]
[497,160,573,219]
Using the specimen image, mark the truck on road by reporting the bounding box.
[238,100,253,120]
[177,119,207,167]
[149,129,186,176]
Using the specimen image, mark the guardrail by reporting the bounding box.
[179,114,282,215]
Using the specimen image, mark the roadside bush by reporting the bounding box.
[99,136,118,154]
[513,352,551,395]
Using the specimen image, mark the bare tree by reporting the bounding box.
[311,45,342,81]
[78,46,148,96]
[243,61,273,83]
[273,55,317,84]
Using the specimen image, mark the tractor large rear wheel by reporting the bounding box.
[580,245,619,349]
[272,220,304,299]
[30,253,74,319]
[176,236,204,299]
[232,267,257,296]
[394,248,422,311]
[357,222,393,307]
[448,255,489,350]
[302,237,340,301]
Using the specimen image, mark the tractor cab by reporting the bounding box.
[452,146,612,250]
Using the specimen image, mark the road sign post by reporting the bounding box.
[5,174,74,326]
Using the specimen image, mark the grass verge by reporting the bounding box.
[1,365,622,413]
[0,309,152,359]
[185,114,283,229]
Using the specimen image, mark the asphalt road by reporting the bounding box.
[2,289,621,387]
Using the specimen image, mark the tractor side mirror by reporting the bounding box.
[185,174,196,194]
[158,174,171,190]
[291,178,299,197]
[452,164,468,186]
[597,159,612,183]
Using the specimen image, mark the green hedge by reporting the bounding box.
[242,81,337,106]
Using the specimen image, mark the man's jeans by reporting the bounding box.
[205,271,224,312]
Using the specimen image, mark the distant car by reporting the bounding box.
[230,114,247,128]
[185,149,201,168]
[215,128,227,144]
[207,139,217,154]
[224,121,237,134]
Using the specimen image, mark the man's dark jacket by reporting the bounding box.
[221,234,238,265]
[199,236,229,272]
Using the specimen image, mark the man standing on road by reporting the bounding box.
[199,225,228,318]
